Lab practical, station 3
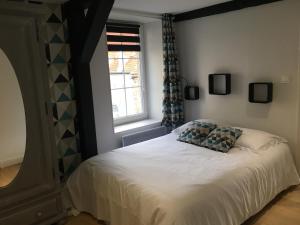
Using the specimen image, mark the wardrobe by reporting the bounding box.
[0,2,64,224]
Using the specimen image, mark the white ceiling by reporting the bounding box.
[113,0,231,14]
[39,0,231,15]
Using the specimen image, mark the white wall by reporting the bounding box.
[90,23,164,153]
[0,49,26,168]
[176,0,300,169]
[90,31,120,152]
[144,21,164,120]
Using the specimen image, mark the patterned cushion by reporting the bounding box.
[177,122,217,146]
[200,127,242,153]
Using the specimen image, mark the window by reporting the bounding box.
[106,23,146,125]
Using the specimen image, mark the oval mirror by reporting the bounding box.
[0,48,26,187]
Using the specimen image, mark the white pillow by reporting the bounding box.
[172,119,229,135]
[234,127,287,150]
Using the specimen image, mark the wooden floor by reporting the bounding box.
[0,164,20,187]
[65,186,300,225]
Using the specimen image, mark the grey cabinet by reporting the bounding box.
[0,2,65,225]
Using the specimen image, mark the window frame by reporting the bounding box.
[106,24,148,126]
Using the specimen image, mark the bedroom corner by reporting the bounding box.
[2,1,300,225]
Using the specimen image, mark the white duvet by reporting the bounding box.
[67,133,300,225]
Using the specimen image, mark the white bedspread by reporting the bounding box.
[67,133,300,225]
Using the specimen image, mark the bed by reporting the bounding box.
[67,130,300,225]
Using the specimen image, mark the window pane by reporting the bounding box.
[107,42,122,45]
[125,73,140,87]
[124,58,139,75]
[120,33,139,37]
[121,42,139,46]
[126,87,143,116]
[123,51,139,59]
[107,32,121,36]
[108,51,122,59]
[109,58,123,73]
[111,89,126,119]
[110,74,124,89]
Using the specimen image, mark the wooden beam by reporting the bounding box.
[75,63,98,160]
[64,0,114,160]
[174,0,283,22]
[81,0,93,9]
[63,2,96,160]
[71,0,92,9]
[80,0,114,63]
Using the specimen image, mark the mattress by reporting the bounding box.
[67,133,300,225]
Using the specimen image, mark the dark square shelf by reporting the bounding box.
[185,86,199,100]
[249,82,273,103]
[209,74,231,95]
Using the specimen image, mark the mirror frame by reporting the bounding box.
[0,2,59,210]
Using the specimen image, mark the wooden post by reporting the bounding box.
[64,0,114,160]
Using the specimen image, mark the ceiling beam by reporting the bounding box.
[174,0,283,22]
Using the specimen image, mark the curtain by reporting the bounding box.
[161,14,184,130]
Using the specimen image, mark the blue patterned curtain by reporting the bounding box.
[161,14,184,130]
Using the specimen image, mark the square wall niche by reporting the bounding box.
[209,74,231,95]
[249,82,273,103]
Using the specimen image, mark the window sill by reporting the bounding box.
[114,119,161,134]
